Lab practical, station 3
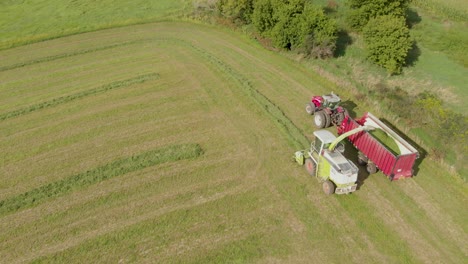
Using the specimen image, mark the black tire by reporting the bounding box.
[305,158,316,176]
[357,157,367,166]
[336,112,345,126]
[314,111,330,128]
[357,152,368,166]
[333,108,348,126]
[305,103,316,115]
[323,180,335,195]
[366,162,378,174]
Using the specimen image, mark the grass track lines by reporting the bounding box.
[181,40,309,149]
[0,73,160,121]
[0,144,202,215]
[0,22,466,263]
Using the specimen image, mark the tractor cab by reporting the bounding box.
[321,93,341,110]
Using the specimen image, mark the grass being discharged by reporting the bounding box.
[0,143,203,215]
[0,73,160,121]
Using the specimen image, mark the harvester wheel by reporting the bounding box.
[366,162,378,174]
[305,158,316,176]
[314,111,330,128]
[323,180,335,195]
[305,103,316,115]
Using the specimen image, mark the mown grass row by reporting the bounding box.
[0,39,150,72]
[0,73,160,121]
[170,39,309,149]
[0,144,203,216]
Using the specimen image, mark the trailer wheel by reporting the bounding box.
[366,163,378,174]
[305,103,315,115]
[305,158,316,176]
[323,180,335,195]
[357,152,368,166]
[357,157,367,166]
[314,111,330,128]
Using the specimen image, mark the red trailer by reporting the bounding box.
[338,112,419,180]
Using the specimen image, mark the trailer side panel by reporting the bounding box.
[339,114,418,179]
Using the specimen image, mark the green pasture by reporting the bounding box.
[0,22,466,263]
[0,0,190,50]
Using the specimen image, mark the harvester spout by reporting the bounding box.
[329,125,374,151]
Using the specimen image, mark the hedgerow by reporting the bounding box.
[218,0,338,58]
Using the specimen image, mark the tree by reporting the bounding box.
[216,0,254,24]
[362,15,412,74]
[346,0,411,30]
[252,0,277,34]
[269,0,305,49]
[299,3,338,58]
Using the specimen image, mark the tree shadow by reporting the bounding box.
[406,42,422,67]
[406,8,422,28]
[340,99,358,118]
[380,118,427,177]
[334,30,353,57]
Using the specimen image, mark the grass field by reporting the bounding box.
[0,0,191,50]
[0,21,467,263]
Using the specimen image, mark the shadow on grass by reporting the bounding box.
[340,99,358,118]
[380,118,427,177]
[406,8,422,28]
[334,30,353,57]
[406,42,422,67]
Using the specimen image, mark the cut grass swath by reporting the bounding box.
[0,143,203,215]
[0,39,150,72]
[0,73,160,121]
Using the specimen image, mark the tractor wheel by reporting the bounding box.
[366,162,378,174]
[314,111,330,128]
[336,112,345,126]
[322,180,335,195]
[305,103,316,115]
[305,158,316,176]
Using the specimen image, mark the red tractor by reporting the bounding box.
[305,93,348,128]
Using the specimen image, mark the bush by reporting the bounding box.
[252,0,277,34]
[362,15,412,74]
[346,0,411,30]
[253,0,337,58]
[216,0,254,24]
[300,4,338,58]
